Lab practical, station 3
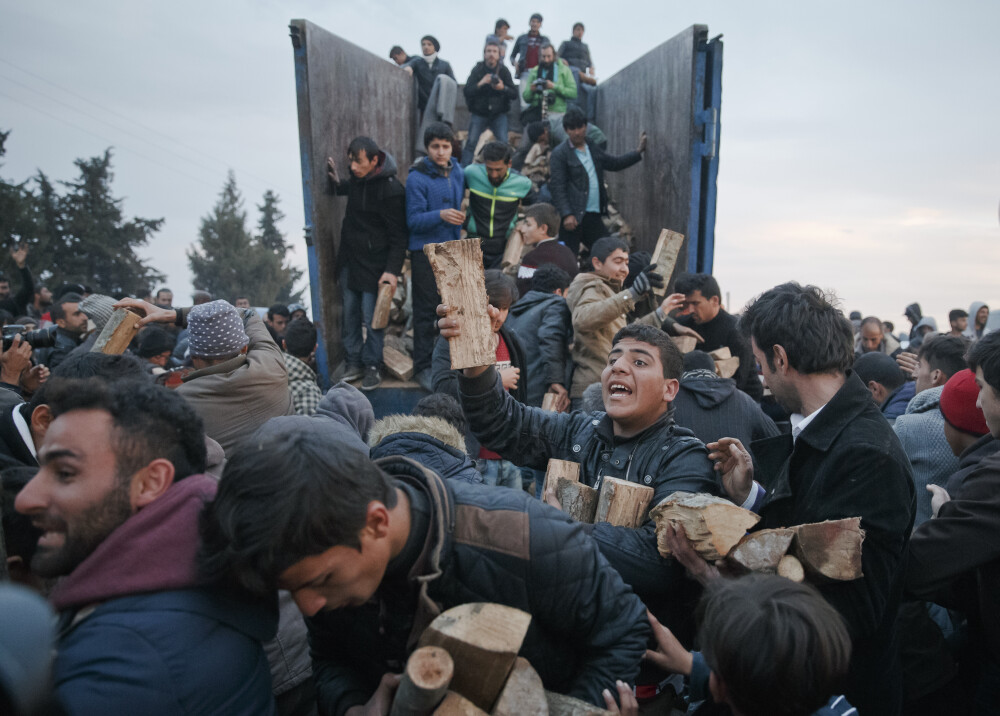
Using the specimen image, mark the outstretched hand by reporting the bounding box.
[113,297,174,327]
[706,437,754,504]
[435,303,500,378]
[644,610,694,676]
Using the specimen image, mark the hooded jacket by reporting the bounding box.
[672,372,779,449]
[309,456,649,715]
[945,433,999,497]
[329,151,408,294]
[549,138,641,221]
[964,301,990,342]
[51,475,277,715]
[313,381,375,452]
[881,380,916,424]
[676,309,763,402]
[463,61,517,118]
[506,290,573,407]
[464,164,532,267]
[893,385,959,525]
[405,157,465,252]
[369,414,482,484]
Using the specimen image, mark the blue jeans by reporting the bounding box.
[340,267,383,368]
[569,67,597,121]
[462,113,509,166]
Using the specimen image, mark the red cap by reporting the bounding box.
[940,369,989,436]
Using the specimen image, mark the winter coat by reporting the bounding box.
[676,309,763,402]
[51,475,277,715]
[515,239,579,297]
[506,290,573,407]
[405,157,465,252]
[893,386,959,525]
[368,414,482,484]
[945,434,999,497]
[881,381,916,424]
[564,272,659,399]
[510,33,550,76]
[309,456,649,715]
[548,138,641,221]
[521,61,577,115]
[672,372,779,450]
[963,300,990,342]
[284,352,322,416]
[406,56,455,110]
[313,381,375,452]
[908,451,1000,663]
[557,37,592,73]
[463,61,517,118]
[177,309,294,457]
[329,151,407,293]
[750,372,915,716]
[37,327,84,372]
[464,165,532,265]
[0,401,37,469]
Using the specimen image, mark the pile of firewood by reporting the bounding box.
[542,459,654,528]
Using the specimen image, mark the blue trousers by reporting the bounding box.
[462,113,510,166]
[340,267,383,368]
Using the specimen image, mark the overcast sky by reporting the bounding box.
[2,0,997,330]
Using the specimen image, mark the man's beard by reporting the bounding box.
[31,481,133,578]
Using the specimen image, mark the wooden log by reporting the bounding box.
[650,492,761,561]
[728,528,795,574]
[595,477,654,528]
[649,229,685,297]
[671,335,697,354]
[92,309,141,355]
[419,603,532,712]
[491,657,547,716]
[541,458,580,500]
[707,346,731,361]
[501,228,525,270]
[372,282,396,330]
[791,518,865,582]
[433,692,489,716]
[424,239,495,370]
[557,479,598,523]
[777,554,805,582]
[715,356,740,379]
[391,646,455,716]
[541,392,559,412]
[544,691,613,716]
[384,345,415,381]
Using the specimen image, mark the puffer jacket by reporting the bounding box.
[368,414,482,484]
[405,157,465,252]
[464,165,532,266]
[309,457,649,715]
[506,290,573,407]
[564,272,658,398]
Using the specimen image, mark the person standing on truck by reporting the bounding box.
[461,41,518,166]
[510,13,549,79]
[463,142,532,269]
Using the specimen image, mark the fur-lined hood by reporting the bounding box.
[368,414,467,454]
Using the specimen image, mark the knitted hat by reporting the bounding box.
[79,294,116,333]
[136,327,176,358]
[187,300,249,358]
[939,369,989,436]
[421,34,440,52]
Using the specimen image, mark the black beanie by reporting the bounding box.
[422,35,440,52]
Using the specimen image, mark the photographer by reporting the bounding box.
[461,41,518,166]
[521,43,576,124]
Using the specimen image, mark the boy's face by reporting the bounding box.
[421,39,435,55]
[521,217,548,244]
[349,149,379,179]
[592,248,629,283]
[490,306,510,333]
[427,137,453,168]
[602,338,677,434]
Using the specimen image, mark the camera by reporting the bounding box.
[2,325,57,351]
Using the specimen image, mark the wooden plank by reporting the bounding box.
[391,646,454,716]
[715,356,739,379]
[491,657,547,716]
[671,335,697,354]
[595,477,654,528]
[372,282,396,330]
[728,528,795,574]
[541,392,560,412]
[557,479,598,523]
[542,459,580,501]
[651,491,761,561]
[92,309,142,355]
[419,603,532,712]
[424,239,495,370]
[501,228,525,270]
[707,347,731,361]
[544,692,613,716]
[384,345,414,381]
[434,692,488,716]
[791,518,865,582]
[649,229,685,297]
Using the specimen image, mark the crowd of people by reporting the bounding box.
[0,13,998,716]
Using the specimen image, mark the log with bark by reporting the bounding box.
[383,345,415,381]
[541,459,580,499]
[728,528,795,574]
[650,492,760,561]
[595,477,654,528]
[433,692,489,716]
[790,518,865,582]
[491,657,547,716]
[92,309,142,355]
[501,229,525,270]
[372,282,396,330]
[649,229,685,297]
[390,646,455,716]
[556,479,598,523]
[715,356,740,379]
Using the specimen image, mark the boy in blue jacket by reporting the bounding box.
[406,122,465,390]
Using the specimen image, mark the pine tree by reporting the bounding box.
[256,190,303,304]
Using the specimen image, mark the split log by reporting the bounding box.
[791,518,865,582]
[777,554,805,582]
[501,229,525,270]
[419,603,532,712]
[424,239,495,369]
[491,657,547,716]
[545,691,614,716]
[372,282,396,330]
[595,477,654,528]
[384,345,415,381]
[541,393,560,412]
[434,692,488,716]
[671,335,698,354]
[92,309,142,355]
[649,229,685,297]
[391,646,455,716]
[715,356,740,379]
[707,347,731,361]
[728,528,795,574]
[542,459,580,499]
[651,492,761,561]
[557,479,598,523]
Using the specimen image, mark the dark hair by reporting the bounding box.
[612,324,682,379]
[852,351,906,392]
[573,22,585,31]
[883,321,895,333]
[267,303,290,320]
[155,288,172,299]
[484,270,518,310]
[591,236,629,264]
[389,45,405,58]
[524,203,560,237]
[860,316,882,331]
[481,141,512,163]
[967,331,1000,393]
[674,273,721,300]
[539,41,555,55]
[2,466,42,564]
[421,34,440,52]
[136,326,177,359]
[414,393,467,434]
[28,352,149,413]
[45,378,207,483]
[562,105,587,130]
[495,18,509,31]
[198,420,398,595]
[682,349,717,373]
[348,136,380,162]
[530,264,571,294]
[484,40,502,51]
[0,309,13,326]
[740,283,854,375]
[423,121,454,148]
[50,293,83,322]
[234,295,249,304]
[699,575,850,716]
[191,290,212,305]
[284,318,317,358]
[949,308,968,322]
[530,12,543,22]
[526,121,547,143]
[918,335,968,380]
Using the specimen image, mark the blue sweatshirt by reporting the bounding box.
[405,156,465,251]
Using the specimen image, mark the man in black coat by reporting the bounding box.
[199,416,649,715]
[327,136,407,390]
[548,107,646,255]
[664,282,915,716]
[461,41,517,166]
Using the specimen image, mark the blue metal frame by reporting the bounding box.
[686,34,723,275]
